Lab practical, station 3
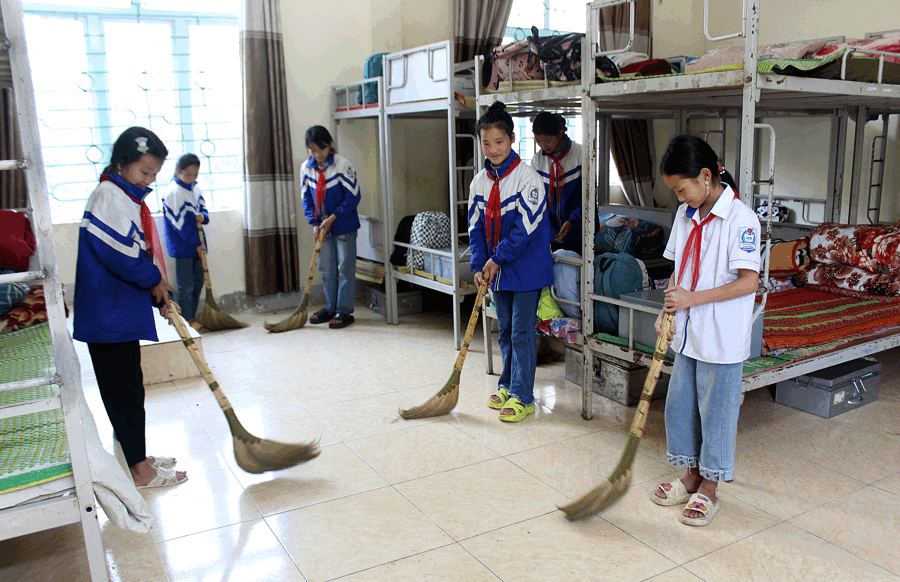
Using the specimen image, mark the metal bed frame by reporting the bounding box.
[579,0,900,419]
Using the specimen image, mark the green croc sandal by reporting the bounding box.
[499,397,535,422]
[488,387,510,410]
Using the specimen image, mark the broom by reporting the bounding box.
[264,234,324,333]
[164,295,321,473]
[558,311,675,521]
[399,281,489,419]
[193,222,248,331]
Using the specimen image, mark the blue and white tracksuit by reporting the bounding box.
[73,173,164,468]
[163,178,209,320]
[163,178,208,258]
[531,138,583,245]
[468,151,553,406]
[301,151,361,314]
[73,174,163,344]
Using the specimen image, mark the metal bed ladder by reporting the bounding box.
[0,0,108,579]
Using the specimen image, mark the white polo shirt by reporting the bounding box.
[663,186,761,364]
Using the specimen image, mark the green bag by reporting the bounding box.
[537,287,566,321]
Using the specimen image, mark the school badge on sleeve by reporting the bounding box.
[739,227,757,253]
[528,187,539,204]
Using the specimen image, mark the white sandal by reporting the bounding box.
[678,492,719,527]
[137,467,188,490]
[650,479,691,506]
[148,455,176,469]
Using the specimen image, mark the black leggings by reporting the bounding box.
[87,341,147,467]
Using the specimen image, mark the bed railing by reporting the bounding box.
[704,0,746,42]
[588,0,635,59]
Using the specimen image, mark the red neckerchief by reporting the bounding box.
[99,174,167,280]
[676,191,738,291]
[547,140,572,204]
[314,168,327,219]
[486,157,521,251]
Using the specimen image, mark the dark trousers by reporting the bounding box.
[87,341,147,467]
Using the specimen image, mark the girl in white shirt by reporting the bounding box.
[650,135,761,527]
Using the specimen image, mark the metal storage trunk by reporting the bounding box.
[775,359,881,419]
[617,288,764,358]
[365,285,422,318]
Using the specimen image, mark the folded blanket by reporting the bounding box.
[686,39,828,72]
[809,222,900,274]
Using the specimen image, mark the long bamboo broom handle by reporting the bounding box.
[454,282,489,369]
[197,221,213,291]
[163,295,235,414]
[300,235,324,307]
[631,312,675,438]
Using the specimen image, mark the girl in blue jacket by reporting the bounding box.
[73,127,187,489]
[469,102,553,422]
[301,126,361,329]
[530,112,583,252]
[163,153,209,323]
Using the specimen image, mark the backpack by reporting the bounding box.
[483,39,544,91]
[358,52,388,106]
[408,211,452,270]
[390,215,416,266]
[593,252,646,334]
[527,26,584,82]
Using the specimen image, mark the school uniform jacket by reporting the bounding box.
[468,151,554,292]
[163,178,209,258]
[301,152,361,236]
[73,174,163,344]
[531,139,583,243]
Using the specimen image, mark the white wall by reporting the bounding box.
[649,0,900,223]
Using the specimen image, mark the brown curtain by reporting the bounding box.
[0,88,26,210]
[240,0,299,295]
[599,0,653,207]
[455,0,515,62]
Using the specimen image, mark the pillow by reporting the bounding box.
[767,238,811,277]
[594,214,665,259]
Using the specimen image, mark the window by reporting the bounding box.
[23,2,241,222]
[503,0,622,190]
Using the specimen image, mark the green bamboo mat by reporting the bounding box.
[0,323,71,495]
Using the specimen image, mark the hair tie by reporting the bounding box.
[717,163,724,174]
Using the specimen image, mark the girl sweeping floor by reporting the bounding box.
[301,126,361,329]
[163,153,209,327]
[651,135,760,526]
[469,102,553,422]
[530,111,583,253]
[73,127,188,489]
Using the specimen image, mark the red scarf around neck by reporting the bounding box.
[314,168,327,219]
[676,191,738,292]
[485,157,521,251]
[547,141,571,204]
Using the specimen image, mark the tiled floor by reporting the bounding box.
[2,304,900,581]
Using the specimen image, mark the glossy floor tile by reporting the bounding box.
[7,304,900,581]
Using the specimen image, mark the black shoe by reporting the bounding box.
[309,308,335,324]
[328,313,355,329]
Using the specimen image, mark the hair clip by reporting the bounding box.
[717,163,724,173]
[135,137,149,154]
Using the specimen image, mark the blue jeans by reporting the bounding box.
[493,288,541,406]
[175,256,204,320]
[319,230,357,314]
[664,354,743,482]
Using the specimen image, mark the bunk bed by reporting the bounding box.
[354,40,482,349]
[578,0,900,419]
[1,1,151,578]
[330,76,393,320]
